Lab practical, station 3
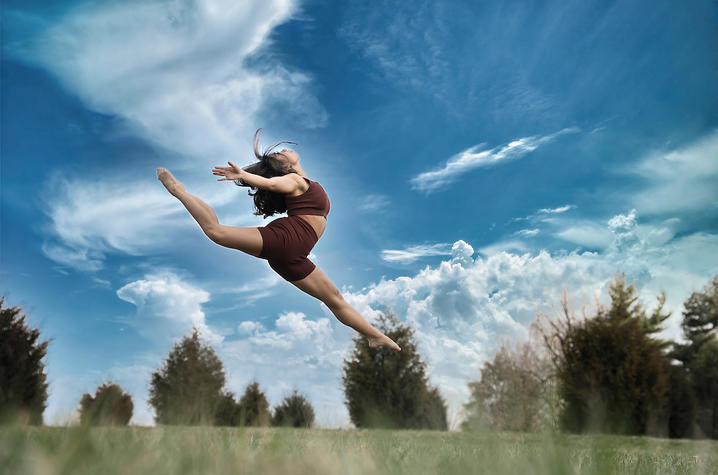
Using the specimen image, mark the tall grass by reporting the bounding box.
[1,426,716,475]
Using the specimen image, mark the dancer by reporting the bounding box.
[157,129,400,351]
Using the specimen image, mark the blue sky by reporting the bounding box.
[2,0,717,428]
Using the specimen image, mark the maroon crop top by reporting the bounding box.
[285,176,330,218]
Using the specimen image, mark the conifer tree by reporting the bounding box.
[238,380,270,427]
[539,277,671,435]
[148,327,226,425]
[0,296,50,425]
[342,310,447,430]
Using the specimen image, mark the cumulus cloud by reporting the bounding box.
[116,270,222,345]
[220,310,354,428]
[13,0,325,163]
[409,128,579,193]
[340,211,718,427]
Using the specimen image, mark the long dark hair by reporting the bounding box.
[235,128,298,218]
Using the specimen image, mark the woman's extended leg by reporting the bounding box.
[157,168,263,257]
[290,266,401,352]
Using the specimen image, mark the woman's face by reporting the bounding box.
[276,149,300,166]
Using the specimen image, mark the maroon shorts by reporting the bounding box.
[258,215,319,282]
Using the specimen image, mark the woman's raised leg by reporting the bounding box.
[158,168,263,257]
[290,266,401,351]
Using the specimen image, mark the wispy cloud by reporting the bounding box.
[39,177,193,271]
[381,243,452,263]
[512,204,575,223]
[629,130,718,216]
[538,205,574,214]
[11,0,325,164]
[410,128,579,193]
[358,194,390,212]
[514,228,540,237]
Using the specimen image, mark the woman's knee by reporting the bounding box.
[324,288,346,310]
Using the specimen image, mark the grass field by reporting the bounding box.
[1,426,716,475]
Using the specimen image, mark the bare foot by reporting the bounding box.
[368,334,401,352]
[157,168,185,196]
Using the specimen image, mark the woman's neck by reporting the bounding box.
[293,164,307,177]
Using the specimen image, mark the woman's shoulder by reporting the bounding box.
[288,173,311,186]
[284,173,310,197]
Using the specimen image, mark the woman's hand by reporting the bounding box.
[212,161,244,181]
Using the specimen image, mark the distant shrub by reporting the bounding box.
[272,390,315,428]
[79,382,133,426]
[238,381,270,427]
[463,339,556,433]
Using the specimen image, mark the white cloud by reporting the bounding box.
[410,128,579,193]
[358,194,390,212]
[478,239,529,256]
[512,204,575,223]
[554,221,615,249]
[219,311,355,428]
[629,130,718,215]
[538,205,574,214]
[381,242,453,263]
[116,270,222,345]
[14,0,325,164]
[515,228,540,237]
[40,178,196,270]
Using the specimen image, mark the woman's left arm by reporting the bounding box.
[213,162,299,194]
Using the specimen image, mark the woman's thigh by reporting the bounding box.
[290,265,344,308]
[213,225,264,257]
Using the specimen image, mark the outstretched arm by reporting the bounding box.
[213,162,301,194]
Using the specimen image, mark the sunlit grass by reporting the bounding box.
[1,426,716,475]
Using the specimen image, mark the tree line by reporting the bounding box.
[0,297,445,429]
[462,274,718,439]
[1,273,716,437]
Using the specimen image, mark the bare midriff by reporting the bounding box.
[296,215,326,240]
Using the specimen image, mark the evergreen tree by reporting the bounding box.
[669,275,718,439]
[540,277,671,435]
[79,381,133,426]
[672,275,718,366]
[342,310,447,430]
[691,338,718,438]
[238,380,270,427]
[271,389,315,428]
[148,327,226,425]
[0,296,51,425]
[663,362,697,439]
[214,391,242,426]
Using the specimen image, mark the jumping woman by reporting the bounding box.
[157,129,401,351]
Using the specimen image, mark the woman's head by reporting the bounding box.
[235,128,298,218]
